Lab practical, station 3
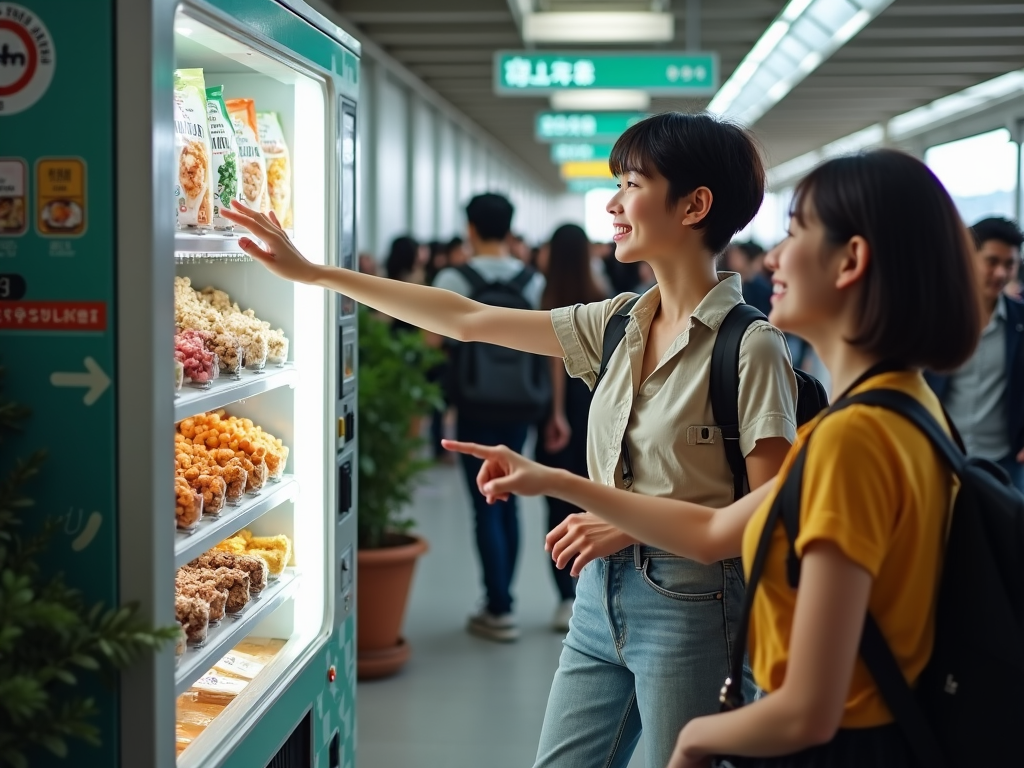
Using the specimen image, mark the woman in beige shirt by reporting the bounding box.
[222,112,798,768]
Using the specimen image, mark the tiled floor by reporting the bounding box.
[357,459,646,768]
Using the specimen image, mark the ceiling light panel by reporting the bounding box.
[550,89,651,111]
[709,0,895,126]
[522,12,674,44]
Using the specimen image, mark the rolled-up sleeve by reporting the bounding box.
[737,322,799,456]
[550,294,636,389]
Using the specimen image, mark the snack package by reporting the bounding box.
[205,86,241,229]
[173,69,214,229]
[175,477,203,531]
[257,112,292,227]
[225,98,269,213]
[190,672,249,705]
[175,595,210,645]
[213,650,265,681]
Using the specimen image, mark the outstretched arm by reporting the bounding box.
[443,440,773,563]
[220,203,563,357]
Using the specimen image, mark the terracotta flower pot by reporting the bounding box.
[356,532,428,680]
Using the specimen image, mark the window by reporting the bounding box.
[925,129,1019,225]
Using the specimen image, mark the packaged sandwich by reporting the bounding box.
[205,86,241,229]
[173,69,214,229]
[257,111,292,227]
[224,98,269,213]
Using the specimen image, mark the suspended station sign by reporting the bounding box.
[496,51,718,95]
[551,143,614,163]
[535,112,647,142]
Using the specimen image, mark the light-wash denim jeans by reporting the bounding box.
[534,545,754,768]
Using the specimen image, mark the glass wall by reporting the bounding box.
[925,128,1019,226]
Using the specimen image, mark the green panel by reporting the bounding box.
[536,111,647,142]
[496,51,717,94]
[0,0,118,765]
[566,179,618,193]
[220,616,356,768]
[551,143,614,163]
[200,0,359,97]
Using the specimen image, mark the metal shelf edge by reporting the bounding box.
[174,364,298,422]
[174,569,301,698]
[173,478,298,569]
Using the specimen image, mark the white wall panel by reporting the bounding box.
[457,133,475,212]
[435,118,459,240]
[410,98,437,242]
[375,72,409,258]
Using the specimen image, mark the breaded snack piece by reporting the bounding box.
[175,595,210,644]
[183,565,251,613]
[176,580,228,622]
[192,551,268,593]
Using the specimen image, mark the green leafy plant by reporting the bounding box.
[218,152,238,205]
[0,369,179,768]
[357,309,445,549]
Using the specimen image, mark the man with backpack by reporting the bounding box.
[433,193,549,642]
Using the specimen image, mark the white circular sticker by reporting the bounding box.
[0,3,56,116]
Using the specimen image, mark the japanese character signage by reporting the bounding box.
[551,143,614,163]
[0,299,106,330]
[496,51,718,95]
[535,112,647,143]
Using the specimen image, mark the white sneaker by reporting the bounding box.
[467,610,520,642]
[552,599,574,633]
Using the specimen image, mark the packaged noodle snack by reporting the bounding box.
[256,112,292,227]
[205,86,241,229]
[173,69,214,229]
[225,98,269,213]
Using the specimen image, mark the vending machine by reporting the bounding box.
[1,1,359,766]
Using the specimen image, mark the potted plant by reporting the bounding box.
[356,309,444,680]
[0,368,178,766]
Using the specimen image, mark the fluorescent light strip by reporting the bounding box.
[550,89,651,112]
[708,0,894,126]
[766,68,1024,190]
[522,12,674,44]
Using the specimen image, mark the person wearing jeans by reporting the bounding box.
[455,419,529,637]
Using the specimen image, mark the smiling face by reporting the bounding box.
[605,170,708,264]
[763,200,849,339]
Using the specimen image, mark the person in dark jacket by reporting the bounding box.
[926,216,1024,491]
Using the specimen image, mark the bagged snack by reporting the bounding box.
[225,98,269,213]
[173,69,214,229]
[257,112,292,227]
[205,86,241,229]
[190,672,249,705]
[213,650,265,681]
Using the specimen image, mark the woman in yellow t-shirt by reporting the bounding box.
[444,149,981,767]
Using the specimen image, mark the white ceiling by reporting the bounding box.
[330,0,1024,189]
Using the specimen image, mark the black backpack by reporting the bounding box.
[597,298,828,495]
[724,388,1024,768]
[447,264,551,424]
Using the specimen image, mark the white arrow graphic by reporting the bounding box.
[51,357,111,406]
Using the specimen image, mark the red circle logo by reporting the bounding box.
[0,19,37,97]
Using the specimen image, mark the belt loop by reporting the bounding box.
[633,543,643,570]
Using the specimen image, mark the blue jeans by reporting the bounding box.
[534,546,755,768]
[456,418,529,616]
[996,453,1024,493]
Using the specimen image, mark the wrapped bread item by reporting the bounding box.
[190,672,248,706]
[213,650,265,681]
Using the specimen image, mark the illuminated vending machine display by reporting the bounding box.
[1,1,359,767]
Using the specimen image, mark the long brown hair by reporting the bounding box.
[542,224,607,310]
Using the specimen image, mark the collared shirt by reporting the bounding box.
[433,256,546,308]
[945,296,1009,460]
[550,273,798,507]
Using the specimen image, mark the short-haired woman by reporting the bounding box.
[222,113,799,768]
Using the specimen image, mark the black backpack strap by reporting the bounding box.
[710,303,767,500]
[775,388,953,768]
[508,265,536,293]
[455,263,489,295]
[595,296,641,390]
